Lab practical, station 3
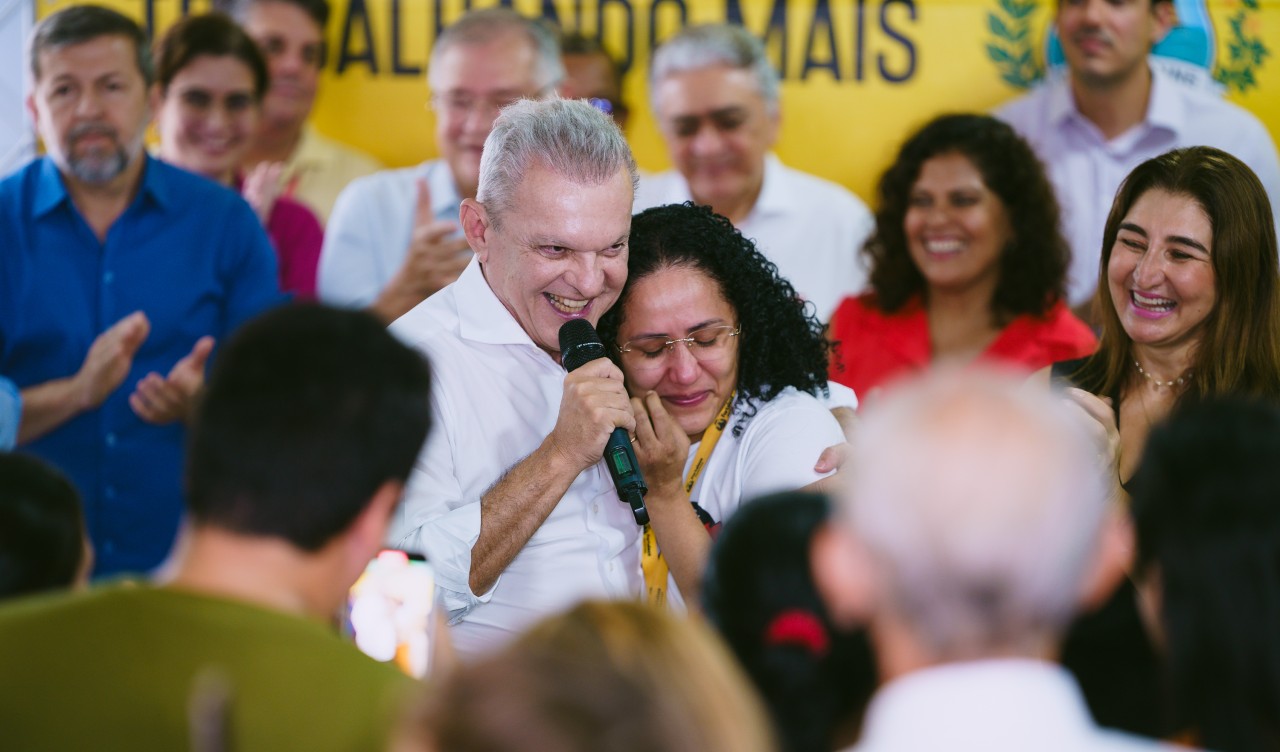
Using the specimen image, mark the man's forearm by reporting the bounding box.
[18,376,89,444]
[468,441,581,594]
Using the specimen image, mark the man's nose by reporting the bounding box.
[1080,0,1105,25]
[462,107,495,138]
[275,48,304,75]
[75,88,104,119]
[569,253,605,298]
[689,121,724,156]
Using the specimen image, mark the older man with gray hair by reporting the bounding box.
[635,23,873,322]
[319,8,564,322]
[814,369,1175,751]
[388,97,639,657]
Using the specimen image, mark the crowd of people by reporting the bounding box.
[2,0,1280,750]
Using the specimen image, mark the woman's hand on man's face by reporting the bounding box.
[630,391,692,500]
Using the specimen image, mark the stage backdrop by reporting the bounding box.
[34,0,1280,203]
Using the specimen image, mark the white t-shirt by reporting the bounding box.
[667,387,844,608]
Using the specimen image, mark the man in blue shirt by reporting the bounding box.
[0,5,282,576]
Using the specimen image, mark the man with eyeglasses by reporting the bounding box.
[635,23,874,323]
[318,8,563,323]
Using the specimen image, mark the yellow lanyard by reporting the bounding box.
[642,394,735,607]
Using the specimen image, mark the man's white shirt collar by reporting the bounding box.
[1051,60,1184,142]
[451,256,549,351]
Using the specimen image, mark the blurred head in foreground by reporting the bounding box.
[403,600,777,752]
[1131,396,1280,752]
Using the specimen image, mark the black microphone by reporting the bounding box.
[559,319,649,526]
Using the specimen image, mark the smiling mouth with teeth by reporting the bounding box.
[924,239,964,255]
[1132,291,1176,312]
[547,293,588,314]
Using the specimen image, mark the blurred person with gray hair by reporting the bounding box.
[635,23,873,322]
[387,97,640,658]
[319,8,564,322]
[813,368,1179,751]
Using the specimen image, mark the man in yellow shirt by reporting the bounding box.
[217,0,382,222]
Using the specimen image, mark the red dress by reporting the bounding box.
[828,294,1097,400]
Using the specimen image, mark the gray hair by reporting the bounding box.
[649,23,779,115]
[842,368,1109,659]
[429,8,564,92]
[29,5,153,85]
[477,98,637,228]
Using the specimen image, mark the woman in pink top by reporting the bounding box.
[828,114,1096,401]
[153,13,321,299]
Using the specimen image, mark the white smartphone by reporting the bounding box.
[344,549,437,678]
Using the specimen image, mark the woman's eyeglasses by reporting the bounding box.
[615,325,740,372]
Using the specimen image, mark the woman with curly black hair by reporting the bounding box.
[828,113,1096,399]
[597,202,844,606]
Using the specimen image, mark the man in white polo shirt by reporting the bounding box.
[636,23,874,323]
[318,8,562,323]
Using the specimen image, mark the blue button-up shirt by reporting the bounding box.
[0,156,283,576]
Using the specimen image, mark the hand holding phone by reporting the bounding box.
[345,549,437,678]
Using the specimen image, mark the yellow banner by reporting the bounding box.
[35,0,1280,203]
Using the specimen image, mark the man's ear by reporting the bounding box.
[25,92,38,128]
[348,480,403,564]
[1150,0,1177,45]
[460,198,491,263]
[810,522,877,631]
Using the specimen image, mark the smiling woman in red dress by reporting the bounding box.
[828,114,1096,403]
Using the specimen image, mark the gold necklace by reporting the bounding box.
[1133,358,1191,389]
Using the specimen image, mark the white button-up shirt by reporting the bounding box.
[998,63,1280,305]
[635,154,875,322]
[387,259,641,657]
